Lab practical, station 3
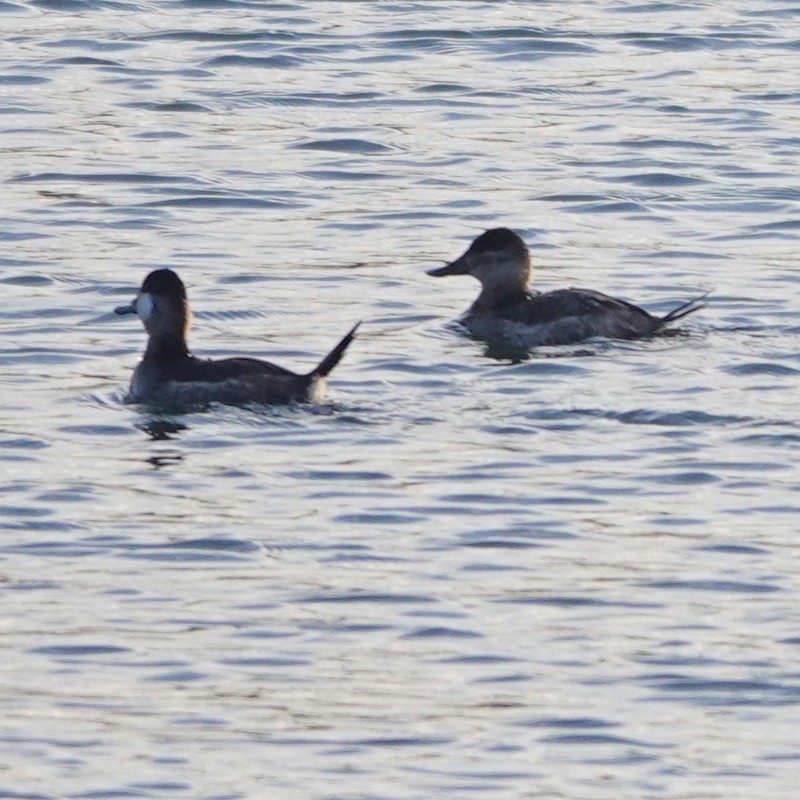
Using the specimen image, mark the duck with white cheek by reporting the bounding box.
[115,269,359,408]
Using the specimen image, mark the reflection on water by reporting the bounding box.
[1,2,799,798]
[137,418,188,440]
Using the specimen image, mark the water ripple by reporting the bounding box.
[2,4,799,798]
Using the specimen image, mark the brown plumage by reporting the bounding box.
[115,269,359,408]
[428,228,705,348]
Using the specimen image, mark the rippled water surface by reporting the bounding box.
[1,2,800,798]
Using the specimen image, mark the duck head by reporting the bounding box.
[428,228,532,296]
[115,268,192,342]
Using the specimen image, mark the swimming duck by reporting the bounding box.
[114,269,359,407]
[428,228,704,348]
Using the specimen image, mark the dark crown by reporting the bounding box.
[140,269,187,300]
[472,227,527,253]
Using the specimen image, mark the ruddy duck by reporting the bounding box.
[428,228,705,347]
[115,269,359,407]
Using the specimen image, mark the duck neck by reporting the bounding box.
[144,334,190,362]
[475,282,528,311]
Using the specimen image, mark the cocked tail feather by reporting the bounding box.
[657,293,709,328]
[310,322,361,378]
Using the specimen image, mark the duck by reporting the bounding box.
[114,268,359,407]
[428,227,705,348]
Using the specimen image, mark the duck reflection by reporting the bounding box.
[136,417,188,441]
[136,418,187,468]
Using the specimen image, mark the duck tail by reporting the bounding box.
[658,292,710,327]
[310,322,361,379]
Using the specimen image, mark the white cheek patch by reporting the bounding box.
[136,293,155,321]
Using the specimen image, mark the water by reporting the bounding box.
[1,2,799,797]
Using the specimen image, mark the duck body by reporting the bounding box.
[116,269,358,408]
[429,228,704,348]
[463,287,671,348]
[128,349,327,407]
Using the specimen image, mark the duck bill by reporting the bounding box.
[427,254,470,277]
[114,299,137,315]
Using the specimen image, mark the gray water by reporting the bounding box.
[1,2,800,798]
